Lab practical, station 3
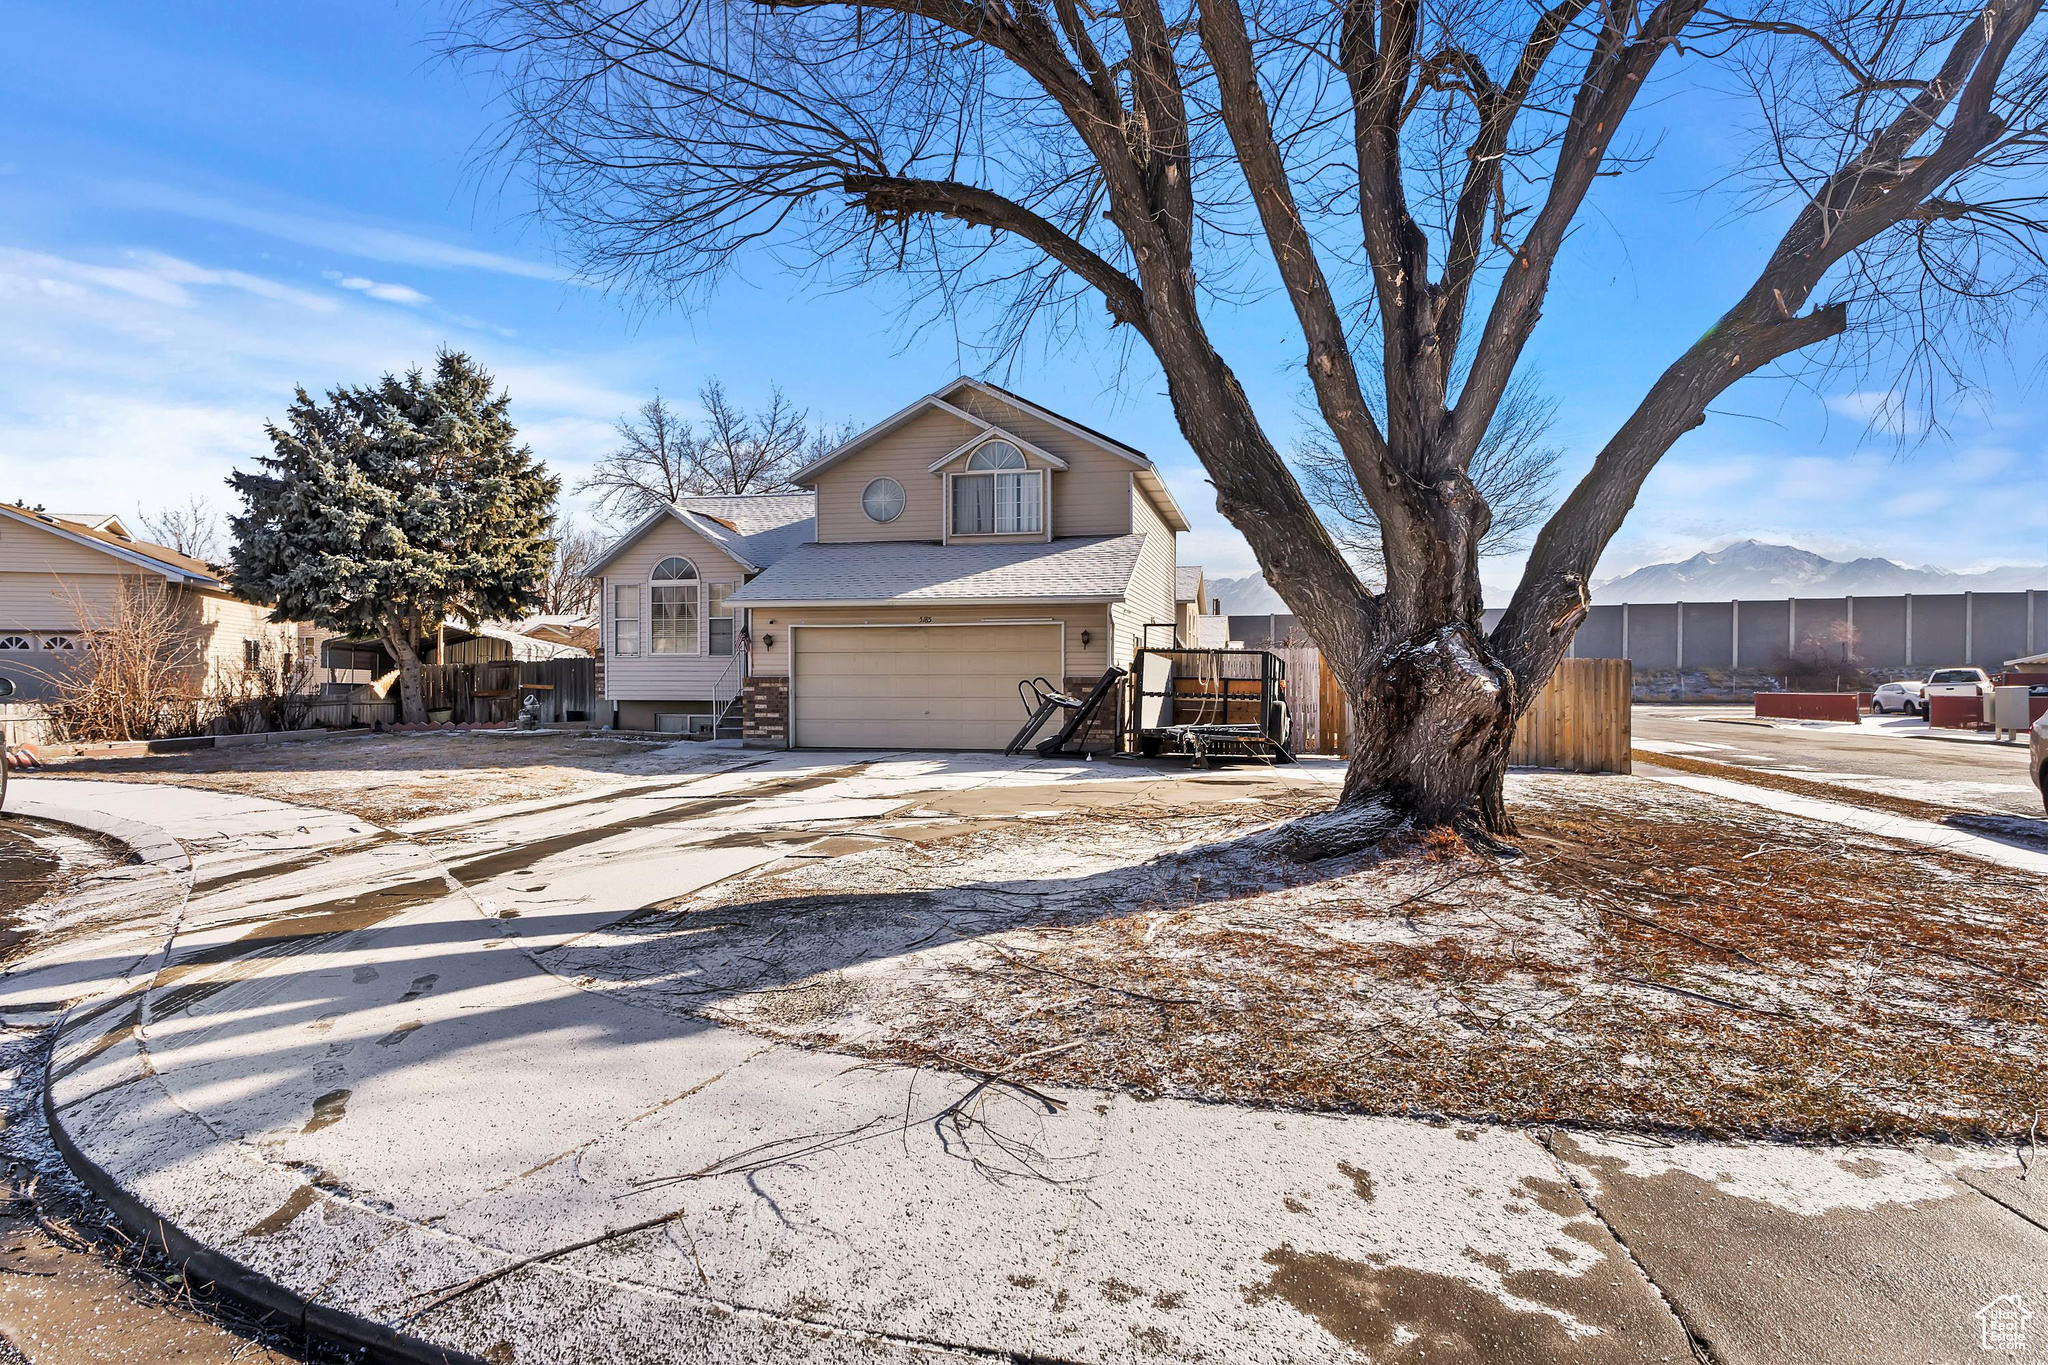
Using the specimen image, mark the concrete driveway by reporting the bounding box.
[4,753,2043,1364]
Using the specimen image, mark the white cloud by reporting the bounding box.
[0,247,336,314]
[336,275,431,306]
[0,240,642,520]
[108,181,574,282]
[1826,389,1925,436]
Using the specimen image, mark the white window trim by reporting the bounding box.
[611,582,642,657]
[944,468,1048,541]
[650,557,703,656]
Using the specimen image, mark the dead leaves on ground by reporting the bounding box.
[579,777,2048,1142]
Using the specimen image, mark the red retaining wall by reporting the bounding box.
[1754,692,1861,722]
[1928,694,1986,729]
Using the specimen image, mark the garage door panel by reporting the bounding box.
[792,625,1064,750]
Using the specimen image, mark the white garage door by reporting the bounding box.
[792,624,1064,750]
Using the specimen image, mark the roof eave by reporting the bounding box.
[788,387,989,484]
[731,593,1125,609]
[0,505,223,587]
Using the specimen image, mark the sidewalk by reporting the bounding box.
[1701,711,2026,746]
[6,764,2044,1363]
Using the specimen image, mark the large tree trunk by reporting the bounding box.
[1338,620,1520,835]
[377,620,429,725]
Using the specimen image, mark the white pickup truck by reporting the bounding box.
[1923,667,1993,701]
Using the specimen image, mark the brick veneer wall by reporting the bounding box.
[1062,674,1123,754]
[743,675,788,747]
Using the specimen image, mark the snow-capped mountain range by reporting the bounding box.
[1592,540,2048,603]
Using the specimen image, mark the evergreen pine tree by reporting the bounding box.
[228,351,561,724]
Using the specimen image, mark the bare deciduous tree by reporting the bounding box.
[1298,375,1560,585]
[451,0,2048,845]
[136,496,223,564]
[541,517,605,615]
[578,380,855,523]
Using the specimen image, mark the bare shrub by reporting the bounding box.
[35,579,204,743]
[208,635,320,734]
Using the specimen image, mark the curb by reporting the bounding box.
[40,1057,487,1365]
[18,786,490,1365]
[0,788,190,869]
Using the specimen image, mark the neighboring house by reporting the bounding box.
[1176,565,1209,645]
[0,503,311,701]
[587,378,1193,748]
[508,613,599,654]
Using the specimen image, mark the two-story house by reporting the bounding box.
[586,378,1193,749]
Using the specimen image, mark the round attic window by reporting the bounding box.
[862,476,906,523]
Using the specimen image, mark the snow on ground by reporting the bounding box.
[542,770,2048,1142]
[35,731,752,824]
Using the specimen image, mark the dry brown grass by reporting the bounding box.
[561,774,2048,1142]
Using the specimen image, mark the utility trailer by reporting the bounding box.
[1129,648,1293,765]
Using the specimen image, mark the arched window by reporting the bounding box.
[650,556,700,654]
[966,441,1026,470]
[39,635,74,651]
[0,636,29,651]
[953,440,1041,535]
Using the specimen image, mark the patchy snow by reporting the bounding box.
[1645,771,2048,875]
[1564,1135,1961,1216]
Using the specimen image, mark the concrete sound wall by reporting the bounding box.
[1473,590,2048,675]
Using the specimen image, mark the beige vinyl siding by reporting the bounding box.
[949,390,1154,537]
[812,392,1154,542]
[1108,486,1179,666]
[0,519,147,632]
[747,603,1109,679]
[0,523,127,577]
[813,407,979,543]
[600,517,753,702]
[185,591,293,690]
[0,570,124,630]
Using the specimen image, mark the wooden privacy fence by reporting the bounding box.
[415,658,597,725]
[1297,654,1630,774]
[1506,657,1632,773]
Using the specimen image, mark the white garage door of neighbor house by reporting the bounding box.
[792,624,1064,750]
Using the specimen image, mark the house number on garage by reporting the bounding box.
[919,615,934,623]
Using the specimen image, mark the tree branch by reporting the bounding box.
[843,174,1151,333]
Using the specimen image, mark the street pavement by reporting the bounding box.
[1633,702,2044,815]
[3,757,2044,1364]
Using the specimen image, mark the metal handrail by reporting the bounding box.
[708,652,744,730]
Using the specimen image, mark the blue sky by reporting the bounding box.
[4,0,2045,600]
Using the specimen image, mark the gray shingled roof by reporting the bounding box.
[1176,565,1205,602]
[675,494,815,570]
[728,535,1149,605]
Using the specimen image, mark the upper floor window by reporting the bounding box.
[861,477,905,524]
[650,556,699,654]
[953,441,1042,535]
